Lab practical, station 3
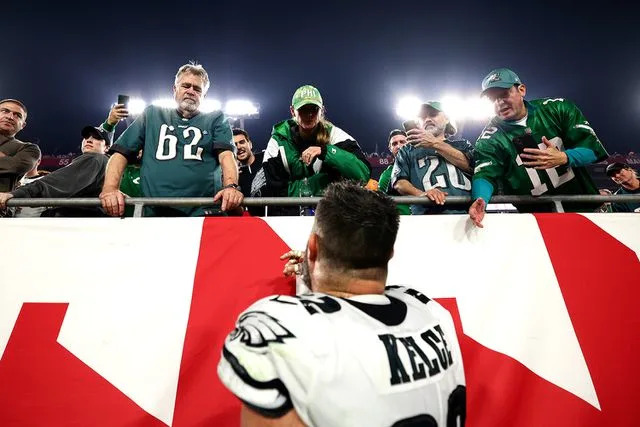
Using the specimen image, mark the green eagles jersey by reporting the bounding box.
[612,185,640,213]
[473,98,608,212]
[257,119,370,199]
[111,105,234,216]
[391,140,473,214]
[378,163,411,215]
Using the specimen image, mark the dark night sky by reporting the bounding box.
[4,1,639,155]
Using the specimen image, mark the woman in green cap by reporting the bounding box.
[251,85,371,215]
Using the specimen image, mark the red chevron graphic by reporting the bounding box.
[0,303,165,426]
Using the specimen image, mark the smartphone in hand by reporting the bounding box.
[512,133,539,154]
[402,119,419,132]
[117,94,130,109]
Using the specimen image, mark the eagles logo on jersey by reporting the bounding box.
[229,311,295,348]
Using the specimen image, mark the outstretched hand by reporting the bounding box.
[469,198,486,228]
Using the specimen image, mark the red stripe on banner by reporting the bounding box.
[534,213,640,426]
[0,303,164,426]
[172,218,296,426]
[438,297,615,427]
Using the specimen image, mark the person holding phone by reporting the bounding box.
[469,68,609,227]
[391,101,473,215]
[251,84,370,215]
[100,61,242,217]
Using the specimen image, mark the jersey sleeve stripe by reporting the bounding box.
[219,345,294,417]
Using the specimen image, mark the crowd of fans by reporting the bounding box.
[0,64,638,219]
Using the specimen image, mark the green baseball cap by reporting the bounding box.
[481,68,522,94]
[292,85,323,110]
[420,101,457,136]
[420,101,445,113]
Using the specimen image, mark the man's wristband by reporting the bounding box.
[222,183,240,191]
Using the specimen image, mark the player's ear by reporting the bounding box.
[307,233,318,263]
[290,106,296,118]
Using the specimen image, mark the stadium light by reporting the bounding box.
[467,97,494,121]
[128,98,147,116]
[200,98,222,113]
[440,95,466,122]
[224,99,259,117]
[441,94,494,121]
[395,96,422,120]
[151,98,176,109]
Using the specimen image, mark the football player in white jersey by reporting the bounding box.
[218,182,466,427]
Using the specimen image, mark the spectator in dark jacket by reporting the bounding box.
[0,99,41,199]
[0,125,111,216]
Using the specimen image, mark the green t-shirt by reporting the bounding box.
[111,105,234,216]
[119,164,142,217]
[379,164,411,215]
[473,98,608,212]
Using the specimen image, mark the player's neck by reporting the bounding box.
[313,267,387,298]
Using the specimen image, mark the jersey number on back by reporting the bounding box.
[515,136,575,195]
[155,124,204,161]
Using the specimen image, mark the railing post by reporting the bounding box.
[552,200,565,213]
[133,203,144,218]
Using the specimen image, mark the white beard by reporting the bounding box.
[179,99,198,113]
[424,124,445,138]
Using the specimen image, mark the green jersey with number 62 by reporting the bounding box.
[111,105,235,216]
[473,98,608,212]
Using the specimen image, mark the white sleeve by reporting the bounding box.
[217,295,318,419]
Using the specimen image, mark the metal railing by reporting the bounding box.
[5,194,640,217]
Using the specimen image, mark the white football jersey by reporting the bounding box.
[218,286,466,427]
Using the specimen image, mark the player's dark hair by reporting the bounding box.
[232,128,250,140]
[314,181,399,272]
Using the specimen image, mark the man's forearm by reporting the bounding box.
[102,153,128,191]
[394,179,423,196]
[435,143,471,173]
[219,150,239,186]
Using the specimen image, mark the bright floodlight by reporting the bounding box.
[467,97,494,121]
[128,98,146,116]
[151,98,176,109]
[224,99,259,117]
[440,95,466,122]
[395,96,422,120]
[441,94,494,121]
[200,98,222,113]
